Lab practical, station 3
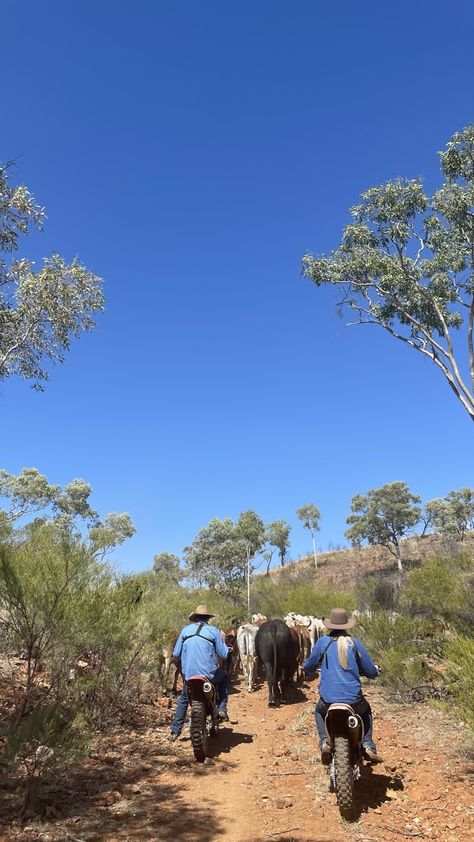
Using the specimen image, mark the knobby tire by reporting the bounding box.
[333,735,354,820]
[190,699,207,762]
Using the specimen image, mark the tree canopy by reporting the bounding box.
[0,164,103,389]
[265,519,291,567]
[183,511,264,604]
[152,551,183,583]
[0,467,135,556]
[296,502,321,568]
[425,487,474,541]
[302,125,474,422]
[345,481,421,573]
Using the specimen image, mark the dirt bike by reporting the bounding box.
[187,675,220,762]
[325,702,364,820]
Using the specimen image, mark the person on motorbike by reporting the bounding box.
[169,604,230,741]
[303,607,383,765]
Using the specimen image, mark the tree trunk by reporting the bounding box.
[246,546,251,613]
[394,542,403,575]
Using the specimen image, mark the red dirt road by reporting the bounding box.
[1,677,473,841]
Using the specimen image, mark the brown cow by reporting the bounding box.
[159,629,182,694]
[220,628,240,679]
[294,624,312,680]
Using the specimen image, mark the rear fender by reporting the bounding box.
[325,703,364,747]
[187,676,216,706]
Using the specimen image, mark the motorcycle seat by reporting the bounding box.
[327,702,356,714]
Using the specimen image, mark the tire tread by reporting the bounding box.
[190,699,207,762]
[334,735,354,819]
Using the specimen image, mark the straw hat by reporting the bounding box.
[323,608,356,630]
[188,604,215,622]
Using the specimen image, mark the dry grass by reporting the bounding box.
[264,532,474,590]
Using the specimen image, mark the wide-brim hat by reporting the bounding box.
[188,604,215,622]
[323,608,356,630]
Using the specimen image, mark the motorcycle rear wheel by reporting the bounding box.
[333,735,354,820]
[190,699,208,762]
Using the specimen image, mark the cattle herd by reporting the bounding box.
[161,611,327,707]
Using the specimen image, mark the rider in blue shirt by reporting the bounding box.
[170,604,230,741]
[303,607,383,764]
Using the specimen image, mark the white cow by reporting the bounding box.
[284,613,325,647]
[236,623,259,692]
[251,613,267,626]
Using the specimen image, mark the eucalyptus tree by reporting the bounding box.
[0,163,103,389]
[303,126,474,423]
[296,502,321,569]
[183,511,264,606]
[262,547,276,576]
[266,519,292,567]
[345,481,421,574]
[425,487,474,541]
[0,467,135,556]
[235,510,265,611]
[153,552,183,583]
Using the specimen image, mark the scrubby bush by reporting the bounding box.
[3,703,89,815]
[0,524,145,806]
[445,634,474,728]
[403,556,473,631]
[250,576,356,620]
[360,611,424,689]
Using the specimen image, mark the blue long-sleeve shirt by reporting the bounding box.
[173,622,229,681]
[303,633,379,704]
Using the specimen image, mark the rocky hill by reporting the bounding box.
[268,531,474,589]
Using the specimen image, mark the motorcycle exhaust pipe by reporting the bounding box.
[203,681,212,694]
[347,715,359,730]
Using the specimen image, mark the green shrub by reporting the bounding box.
[0,525,146,804]
[250,577,356,621]
[403,557,471,630]
[359,610,449,697]
[445,634,474,729]
[4,703,89,815]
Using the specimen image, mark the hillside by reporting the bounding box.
[267,532,474,589]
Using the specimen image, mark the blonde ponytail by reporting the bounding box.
[337,634,353,670]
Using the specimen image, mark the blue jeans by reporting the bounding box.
[314,697,377,752]
[171,667,228,736]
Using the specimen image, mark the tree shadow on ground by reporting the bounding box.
[0,751,225,841]
[352,764,404,820]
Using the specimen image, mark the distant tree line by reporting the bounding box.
[151,482,474,598]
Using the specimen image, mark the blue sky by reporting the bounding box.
[2,0,474,572]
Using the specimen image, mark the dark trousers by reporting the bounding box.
[314,696,377,751]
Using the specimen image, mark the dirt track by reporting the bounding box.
[1,676,473,841]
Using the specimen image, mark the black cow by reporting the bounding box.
[255,619,297,707]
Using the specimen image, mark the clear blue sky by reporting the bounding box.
[2,0,474,572]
